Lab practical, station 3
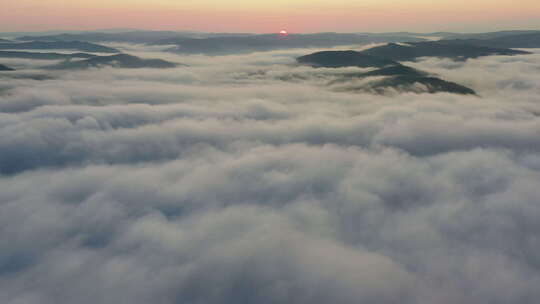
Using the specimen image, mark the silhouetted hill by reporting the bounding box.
[16,31,252,44]
[0,41,119,53]
[360,65,428,77]
[47,54,179,69]
[0,64,14,71]
[441,33,540,49]
[18,31,186,43]
[0,73,53,80]
[151,33,426,55]
[0,51,96,60]
[368,30,540,40]
[326,65,429,80]
[332,67,475,95]
[297,50,476,95]
[361,41,530,61]
[435,30,540,40]
[297,50,399,68]
[364,76,476,95]
[14,30,540,46]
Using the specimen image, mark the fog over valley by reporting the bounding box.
[1,30,540,304]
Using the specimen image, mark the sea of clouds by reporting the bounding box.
[1,45,540,304]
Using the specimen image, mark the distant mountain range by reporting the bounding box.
[0,41,119,53]
[151,33,427,55]
[9,30,540,55]
[3,29,537,95]
[15,31,253,43]
[382,31,540,48]
[46,54,180,69]
[431,30,540,40]
[360,30,540,40]
[0,48,179,70]
[361,41,530,61]
[440,33,540,49]
[11,31,426,53]
[13,29,540,45]
[1,28,144,37]
[0,64,14,71]
[296,39,529,67]
[0,51,96,60]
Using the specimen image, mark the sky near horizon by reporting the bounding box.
[1,0,540,33]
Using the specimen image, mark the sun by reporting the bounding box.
[279,30,288,36]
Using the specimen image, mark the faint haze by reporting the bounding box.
[1,0,539,33]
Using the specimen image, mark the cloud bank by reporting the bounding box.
[1,46,540,304]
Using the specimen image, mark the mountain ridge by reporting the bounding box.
[0,50,96,60]
[296,49,477,95]
[0,41,119,53]
[360,41,530,61]
[46,53,180,69]
[0,63,14,71]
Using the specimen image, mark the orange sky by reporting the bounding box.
[1,0,539,33]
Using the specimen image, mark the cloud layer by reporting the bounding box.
[1,46,540,304]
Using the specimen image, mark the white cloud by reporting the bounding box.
[1,45,540,304]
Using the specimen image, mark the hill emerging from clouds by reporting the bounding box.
[297,50,399,68]
[294,36,533,95]
[0,50,96,60]
[0,41,119,53]
[0,63,14,71]
[439,33,540,49]
[46,54,180,70]
[360,41,530,61]
[432,30,540,40]
[296,49,478,95]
